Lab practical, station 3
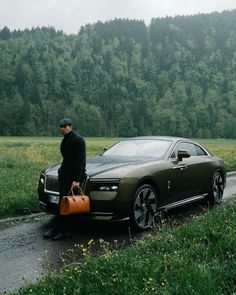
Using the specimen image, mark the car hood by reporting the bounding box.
[45,156,157,178]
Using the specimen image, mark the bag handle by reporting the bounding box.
[68,186,85,197]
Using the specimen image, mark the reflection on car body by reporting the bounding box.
[38,136,226,230]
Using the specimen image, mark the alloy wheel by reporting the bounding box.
[132,184,158,230]
[212,172,224,204]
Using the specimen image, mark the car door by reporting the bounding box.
[167,142,208,203]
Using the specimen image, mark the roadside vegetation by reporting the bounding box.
[11,199,236,295]
[0,137,236,219]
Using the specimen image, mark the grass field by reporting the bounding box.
[197,138,236,172]
[0,136,236,218]
[0,137,118,218]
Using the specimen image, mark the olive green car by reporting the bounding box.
[38,136,226,230]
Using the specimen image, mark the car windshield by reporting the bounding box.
[103,139,172,158]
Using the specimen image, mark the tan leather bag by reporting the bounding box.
[60,187,90,215]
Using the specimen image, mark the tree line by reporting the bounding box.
[0,10,236,137]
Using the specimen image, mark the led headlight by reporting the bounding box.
[89,178,120,192]
[98,185,118,191]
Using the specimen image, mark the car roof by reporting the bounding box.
[121,136,190,142]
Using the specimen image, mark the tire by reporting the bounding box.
[208,171,224,205]
[130,184,158,231]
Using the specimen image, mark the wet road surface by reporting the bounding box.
[0,175,236,294]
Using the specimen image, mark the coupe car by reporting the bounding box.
[38,136,226,230]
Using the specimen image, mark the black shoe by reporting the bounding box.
[51,231,65,241]
[43,228,55,240]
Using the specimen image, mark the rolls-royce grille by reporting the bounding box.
[45,176,59,193]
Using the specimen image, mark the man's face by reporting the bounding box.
[59,124,73,135]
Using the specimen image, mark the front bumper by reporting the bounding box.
[38,173,130,222]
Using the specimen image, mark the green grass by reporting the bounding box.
[197,138,236,172]
[12,201,236,295]
[0,137,236,218]
[0,137,118,218]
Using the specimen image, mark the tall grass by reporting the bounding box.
[0,137,235,218]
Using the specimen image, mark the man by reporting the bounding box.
[43,118,86,240]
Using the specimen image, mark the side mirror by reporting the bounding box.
[177,150,190,161]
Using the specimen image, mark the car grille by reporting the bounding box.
[45,175,59,193]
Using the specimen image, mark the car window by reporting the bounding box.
[103,139,172,158]
[195,144,208,156]
[171,142,207,158]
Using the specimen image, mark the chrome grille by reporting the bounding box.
[45,175,59,194]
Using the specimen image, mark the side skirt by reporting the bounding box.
[158,193,208,211]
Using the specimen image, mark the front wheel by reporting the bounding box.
[208,171,224,205]
[130,184,158,231]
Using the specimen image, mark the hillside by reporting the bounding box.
[0,10,236,137]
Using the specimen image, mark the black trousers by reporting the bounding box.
[51,175,73,232]
[58,175,73,198]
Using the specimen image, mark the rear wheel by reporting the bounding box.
[131,184,158,231]
[208,171,224,205]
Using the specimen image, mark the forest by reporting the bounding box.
[0,9,236,138]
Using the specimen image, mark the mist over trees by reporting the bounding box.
[0,10,236,137]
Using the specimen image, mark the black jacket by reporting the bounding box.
[58,130,86,182]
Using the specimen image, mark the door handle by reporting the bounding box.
[172,164,188,170]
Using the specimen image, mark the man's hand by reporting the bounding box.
[72,181,80,188]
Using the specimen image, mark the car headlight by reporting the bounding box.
[89,179,120,192]
[98,185,118,191]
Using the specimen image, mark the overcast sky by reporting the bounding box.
[0,0,236,34]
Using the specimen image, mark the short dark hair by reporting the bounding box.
[59,118,72,127]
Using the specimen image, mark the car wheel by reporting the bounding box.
[208,171,224,205]
[131,184,158,231]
